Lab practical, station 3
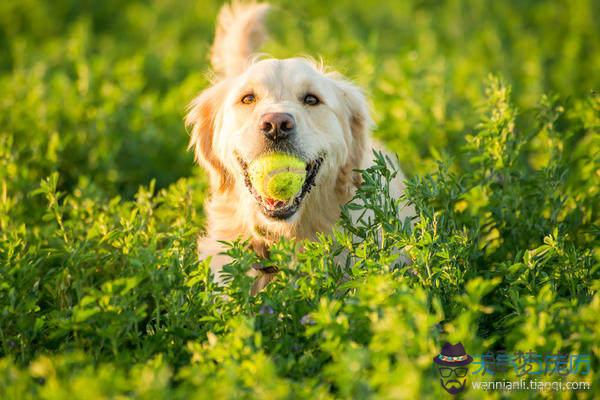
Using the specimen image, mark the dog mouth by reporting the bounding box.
[237,153,324,220]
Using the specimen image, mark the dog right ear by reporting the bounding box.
[185,81,233,192]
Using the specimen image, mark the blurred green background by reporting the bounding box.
[2,0,598,200]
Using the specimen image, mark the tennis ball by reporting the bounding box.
[248,153,306,201]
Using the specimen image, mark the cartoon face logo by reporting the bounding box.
[433,342,473,395]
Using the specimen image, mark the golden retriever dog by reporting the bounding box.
[186,2,414,290]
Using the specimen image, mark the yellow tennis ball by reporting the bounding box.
[248,153,306,201]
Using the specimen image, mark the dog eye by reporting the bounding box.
[241,94,256,104]
[303,94,320,106]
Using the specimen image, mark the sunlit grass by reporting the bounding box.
[0,0,598,398]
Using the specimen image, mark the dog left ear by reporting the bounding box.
[185,80,233,192]
[334,79,374,192]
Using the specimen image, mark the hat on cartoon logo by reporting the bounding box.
[433,342,473,366]
[434,342,473,395]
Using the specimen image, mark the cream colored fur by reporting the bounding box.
[211,2,270,78]
[186,2,414,289]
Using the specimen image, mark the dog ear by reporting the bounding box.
[185,81,233,192]
[334,79,374,192]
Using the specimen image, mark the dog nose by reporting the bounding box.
[259,112,295,141]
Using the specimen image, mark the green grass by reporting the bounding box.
[0,0,599,398]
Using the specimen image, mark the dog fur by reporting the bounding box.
[186,2,413,289]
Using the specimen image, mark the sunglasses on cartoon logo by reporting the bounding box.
[438,367,469,377]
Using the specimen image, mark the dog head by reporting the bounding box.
[186,57,371,229]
